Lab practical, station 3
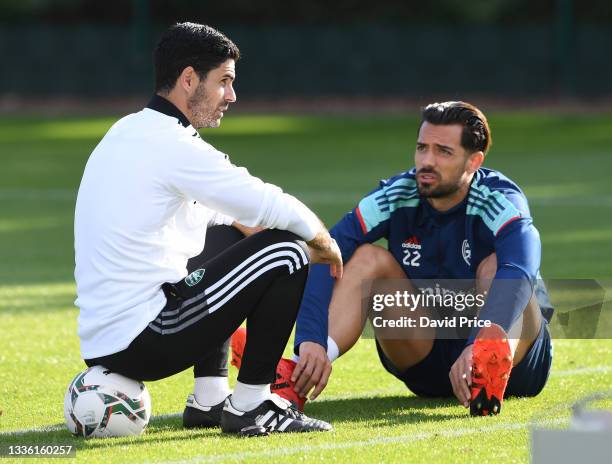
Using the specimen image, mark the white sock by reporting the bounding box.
[193,376,231,407]
[326,336,340,362]
[293,336,340,363]
[231,381,272,412]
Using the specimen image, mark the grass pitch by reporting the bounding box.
[1,110,611,463]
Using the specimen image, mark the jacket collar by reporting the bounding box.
[146,94,191,128]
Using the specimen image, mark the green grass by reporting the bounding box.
[1,111,611,463]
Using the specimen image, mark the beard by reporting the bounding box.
[416,168,463,198]
[187,83,223,129]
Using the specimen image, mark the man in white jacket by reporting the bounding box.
[74,22,342,435]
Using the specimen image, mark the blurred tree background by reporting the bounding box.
[2,0,610,24]
[0,0,610,99]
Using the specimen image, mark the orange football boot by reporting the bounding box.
[271,358,306,411]
[230,327,247,369]
[230,327,306,411]
[470,324,513,416]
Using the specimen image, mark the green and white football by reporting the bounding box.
[64,365,151,438]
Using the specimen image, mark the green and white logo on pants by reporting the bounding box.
[185,268,205,287]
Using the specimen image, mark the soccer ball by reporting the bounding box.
[64,365,151,438]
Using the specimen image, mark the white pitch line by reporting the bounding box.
[551,365,612,377]
[0,365,609,437]
[0,412,183,437]
[151,419,564,464]
[0,423,65,436]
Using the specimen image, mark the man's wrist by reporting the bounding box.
[307,230,332,251]
[294,338,327,355]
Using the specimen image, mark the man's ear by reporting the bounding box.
[467,151,484,174]
[177,66,199,94]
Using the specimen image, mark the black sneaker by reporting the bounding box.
[182,394,226,428]
[220,394,333,434]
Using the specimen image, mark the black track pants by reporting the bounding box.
[85,227,309,385]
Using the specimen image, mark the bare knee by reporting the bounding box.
[350,244,403,278]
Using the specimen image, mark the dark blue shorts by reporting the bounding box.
[375,319,553,398]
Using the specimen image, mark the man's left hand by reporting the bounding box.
[232,221,264,237]
[291,341,332,400]
[449,344,473,407]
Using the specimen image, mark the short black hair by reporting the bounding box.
[420,101,492,155]
[153,22,240,94]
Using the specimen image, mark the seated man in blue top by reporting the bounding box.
[237,101,553,416]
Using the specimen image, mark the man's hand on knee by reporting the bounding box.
[291,341,332,400]
[231,221,264,237]
[307,236,343,279]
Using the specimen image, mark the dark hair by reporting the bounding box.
[153,22,240,94]
[420,101,492,155]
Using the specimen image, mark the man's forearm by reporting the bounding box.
[294,263,335,353]
[468,267,534,344]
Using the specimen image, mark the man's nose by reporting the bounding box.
[420,149,436,168]
[226,83,237,103]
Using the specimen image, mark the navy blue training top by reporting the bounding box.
[295,167,541,351]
